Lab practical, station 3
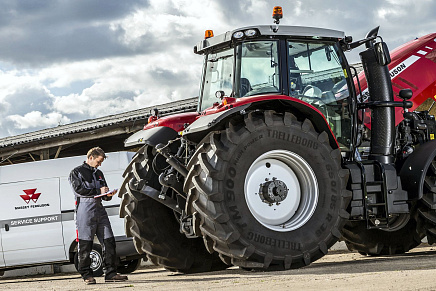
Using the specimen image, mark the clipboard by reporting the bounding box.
[94,188,118,198]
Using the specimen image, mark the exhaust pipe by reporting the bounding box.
[360,27,395,164]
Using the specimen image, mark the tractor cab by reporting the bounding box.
[195,24,354,151]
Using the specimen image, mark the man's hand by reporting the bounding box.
[107,189,118,197]
[100,186,109,194]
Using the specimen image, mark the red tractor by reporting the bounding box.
[119,7,436,272]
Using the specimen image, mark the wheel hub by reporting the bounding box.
[244,150,318,232]
[259,178,288,204]
[90,250,102,271]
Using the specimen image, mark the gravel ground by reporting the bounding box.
[1,245,436,291]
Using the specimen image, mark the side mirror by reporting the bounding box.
[399,89,413,100]
[374,42,391,66]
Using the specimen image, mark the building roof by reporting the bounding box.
[0,97,198,165]
[0,97,197,149]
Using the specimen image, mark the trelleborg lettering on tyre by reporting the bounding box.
[267,129,319,150]
[222,124,341,258]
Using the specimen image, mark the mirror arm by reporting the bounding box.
[347,35,377,50]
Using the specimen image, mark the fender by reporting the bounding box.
[400,140,436,200]
[183,96,339,149]
[124,126,179,148]
[183,104,251,143]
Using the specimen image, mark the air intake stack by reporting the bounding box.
[359,27,395,164]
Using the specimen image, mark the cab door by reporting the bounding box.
[0,178,67,267]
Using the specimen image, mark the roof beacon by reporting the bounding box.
[205,30,214,39]
[272,6,283,32]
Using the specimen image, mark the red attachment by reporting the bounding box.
[222,97,237,105]
[356,33,436,128]
[148,115,158,123]
[143,112,200,132]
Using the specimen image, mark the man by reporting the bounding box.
[69,147,128,284]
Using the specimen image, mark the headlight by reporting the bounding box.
[244,29,257,37]
[233,31,244,39]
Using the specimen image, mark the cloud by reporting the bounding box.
[7,111,71,129]
[0,0,149,66]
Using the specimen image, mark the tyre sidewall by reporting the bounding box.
[220,123,342,257]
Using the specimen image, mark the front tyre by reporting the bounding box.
[184,110,351,270]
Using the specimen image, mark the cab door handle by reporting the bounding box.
[5,224,9,231]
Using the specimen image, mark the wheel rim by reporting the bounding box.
[244,150,318,232]
[90,250,102,271]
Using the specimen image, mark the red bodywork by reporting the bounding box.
[144,95,328,126]
[144,112,200,132]
[201,95,324,117]
[357,33,436,127]
[144,95,338,146]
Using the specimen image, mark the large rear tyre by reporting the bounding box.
[342,213,424,256]
[119,145,228,273]
[184,111,351,270]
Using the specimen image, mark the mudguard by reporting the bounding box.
[400,140,436,200]
[124,126,178,148]
[183,104,250,142]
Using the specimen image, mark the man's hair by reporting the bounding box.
[87,147,106,159]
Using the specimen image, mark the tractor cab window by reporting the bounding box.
[288,41,351,150]
[200,48,234,111]
[235,41,280,97]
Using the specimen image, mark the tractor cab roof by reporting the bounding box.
[194,25,345,55]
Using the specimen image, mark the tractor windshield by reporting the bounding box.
[199,49,234,111]
[288,41,351,150]
[235,41,281,97]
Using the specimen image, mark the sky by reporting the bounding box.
[0,0,435,138]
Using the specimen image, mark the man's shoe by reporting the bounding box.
[105,274,128,282]
[84,277,96,285]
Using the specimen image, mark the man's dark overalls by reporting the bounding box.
[69,162,117,280]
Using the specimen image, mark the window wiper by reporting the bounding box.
[208,54,233,62]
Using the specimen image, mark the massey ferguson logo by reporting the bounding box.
[15,188,49,210]
[20,188,41,204]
